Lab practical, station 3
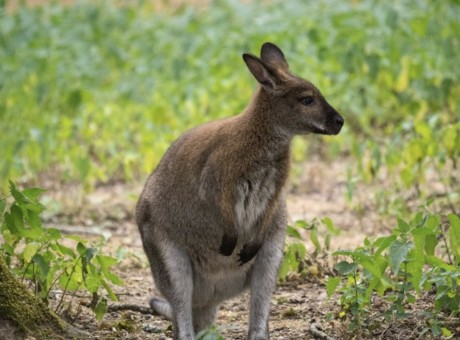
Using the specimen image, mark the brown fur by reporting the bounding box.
[136,42,344,339]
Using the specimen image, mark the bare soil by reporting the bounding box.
[33,156,449,340]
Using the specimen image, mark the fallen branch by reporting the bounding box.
[310,322,335,340]
[80,301,154,315]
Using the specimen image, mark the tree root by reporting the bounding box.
[80,301,154,315]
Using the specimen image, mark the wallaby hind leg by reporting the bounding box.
[193,305,219,334]
[150,298,173,320]
[142,232,195,340]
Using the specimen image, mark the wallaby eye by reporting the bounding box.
[300,96,314,106]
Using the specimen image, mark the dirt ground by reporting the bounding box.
[32,156,443,340]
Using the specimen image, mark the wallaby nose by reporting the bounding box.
[335,115,344,127]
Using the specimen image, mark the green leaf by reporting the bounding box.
[96,255,118,269]
[23,203,45,213]
[334,261,358,276]
[85,247,97,262]
[322,217,339,235]
[94,297,107,320]
[278,256,290,280]
[103,272,123,286]
[4,212,18,234]
[85,274,101,293]
[2,242,15,256]
[26,211,42,229]
[310,228,321,252]
[0,198,6,216]
[196,325,224,340]
[426,255,457,271]
[365,277,381,301]
[9,181,28,205]
[32,253,50,280]
[23,242,41,263]
[424,234,437,256]
[397,218,411,233]
[77,242,87,256]
[20,227,43,240]
[325,234,331,250]
[22,188,47,202]
[326,277,341,297]
[67,235,85,242]
[46,228,62,240]
[333,250,355,257]
[394,56,410,93]
[101,279,118,301]
[286,225,302,239]
[56,244,76,258]
[448,214,460,260]
[374,235,397,255]
[441,327,453,337]
[406,249,424,293]
[360,259,384,279]
[293,220,309,229]
[77,157,91,180]
[389,240,413,274]
[425,214,440,231]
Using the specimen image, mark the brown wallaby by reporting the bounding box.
[136,42,344,339]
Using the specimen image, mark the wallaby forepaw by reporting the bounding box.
[219,234,237,256]
[237,243,261,265]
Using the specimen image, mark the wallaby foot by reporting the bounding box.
[218,234,237,256]
[238,242,262,265]
[150,297,173,320]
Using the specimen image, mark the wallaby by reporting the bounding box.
[136,42,344,340]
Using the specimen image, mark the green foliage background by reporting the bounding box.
[1,0,459,193]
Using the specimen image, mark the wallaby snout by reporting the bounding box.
[324,102,344,135]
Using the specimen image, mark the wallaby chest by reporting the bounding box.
[234,165,279,237]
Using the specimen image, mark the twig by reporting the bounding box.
[80,300,155,315]
[378,323,392,339]
[309,322,335,340]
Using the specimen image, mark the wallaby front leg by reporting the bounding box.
[238,242,262,265]
[239,198,280,265]
[219,233,238,256]
[247,231,285,340]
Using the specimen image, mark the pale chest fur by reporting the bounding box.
[234,166,279,238]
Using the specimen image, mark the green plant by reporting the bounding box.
[327,204,460,335]
[279,217,339,281]
[0,181,123,320]
[195,325,224,340]
[1,0,459,196]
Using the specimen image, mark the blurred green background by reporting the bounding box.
[1,0,459,207]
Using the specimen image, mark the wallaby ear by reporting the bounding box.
[242,53,278,91]
[260,42,289,70]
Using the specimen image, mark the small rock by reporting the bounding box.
[143,324,163,334]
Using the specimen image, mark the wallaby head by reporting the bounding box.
[243,42,344,136]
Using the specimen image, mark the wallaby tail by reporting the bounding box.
[150,297,173,320]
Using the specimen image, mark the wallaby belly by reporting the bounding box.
[191,259,253,308]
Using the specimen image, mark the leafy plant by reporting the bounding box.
[0,181,122,320]
[1,0,459,198]
[327,204,460,335]
[279,217,339,281]
[196,325,224,340]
